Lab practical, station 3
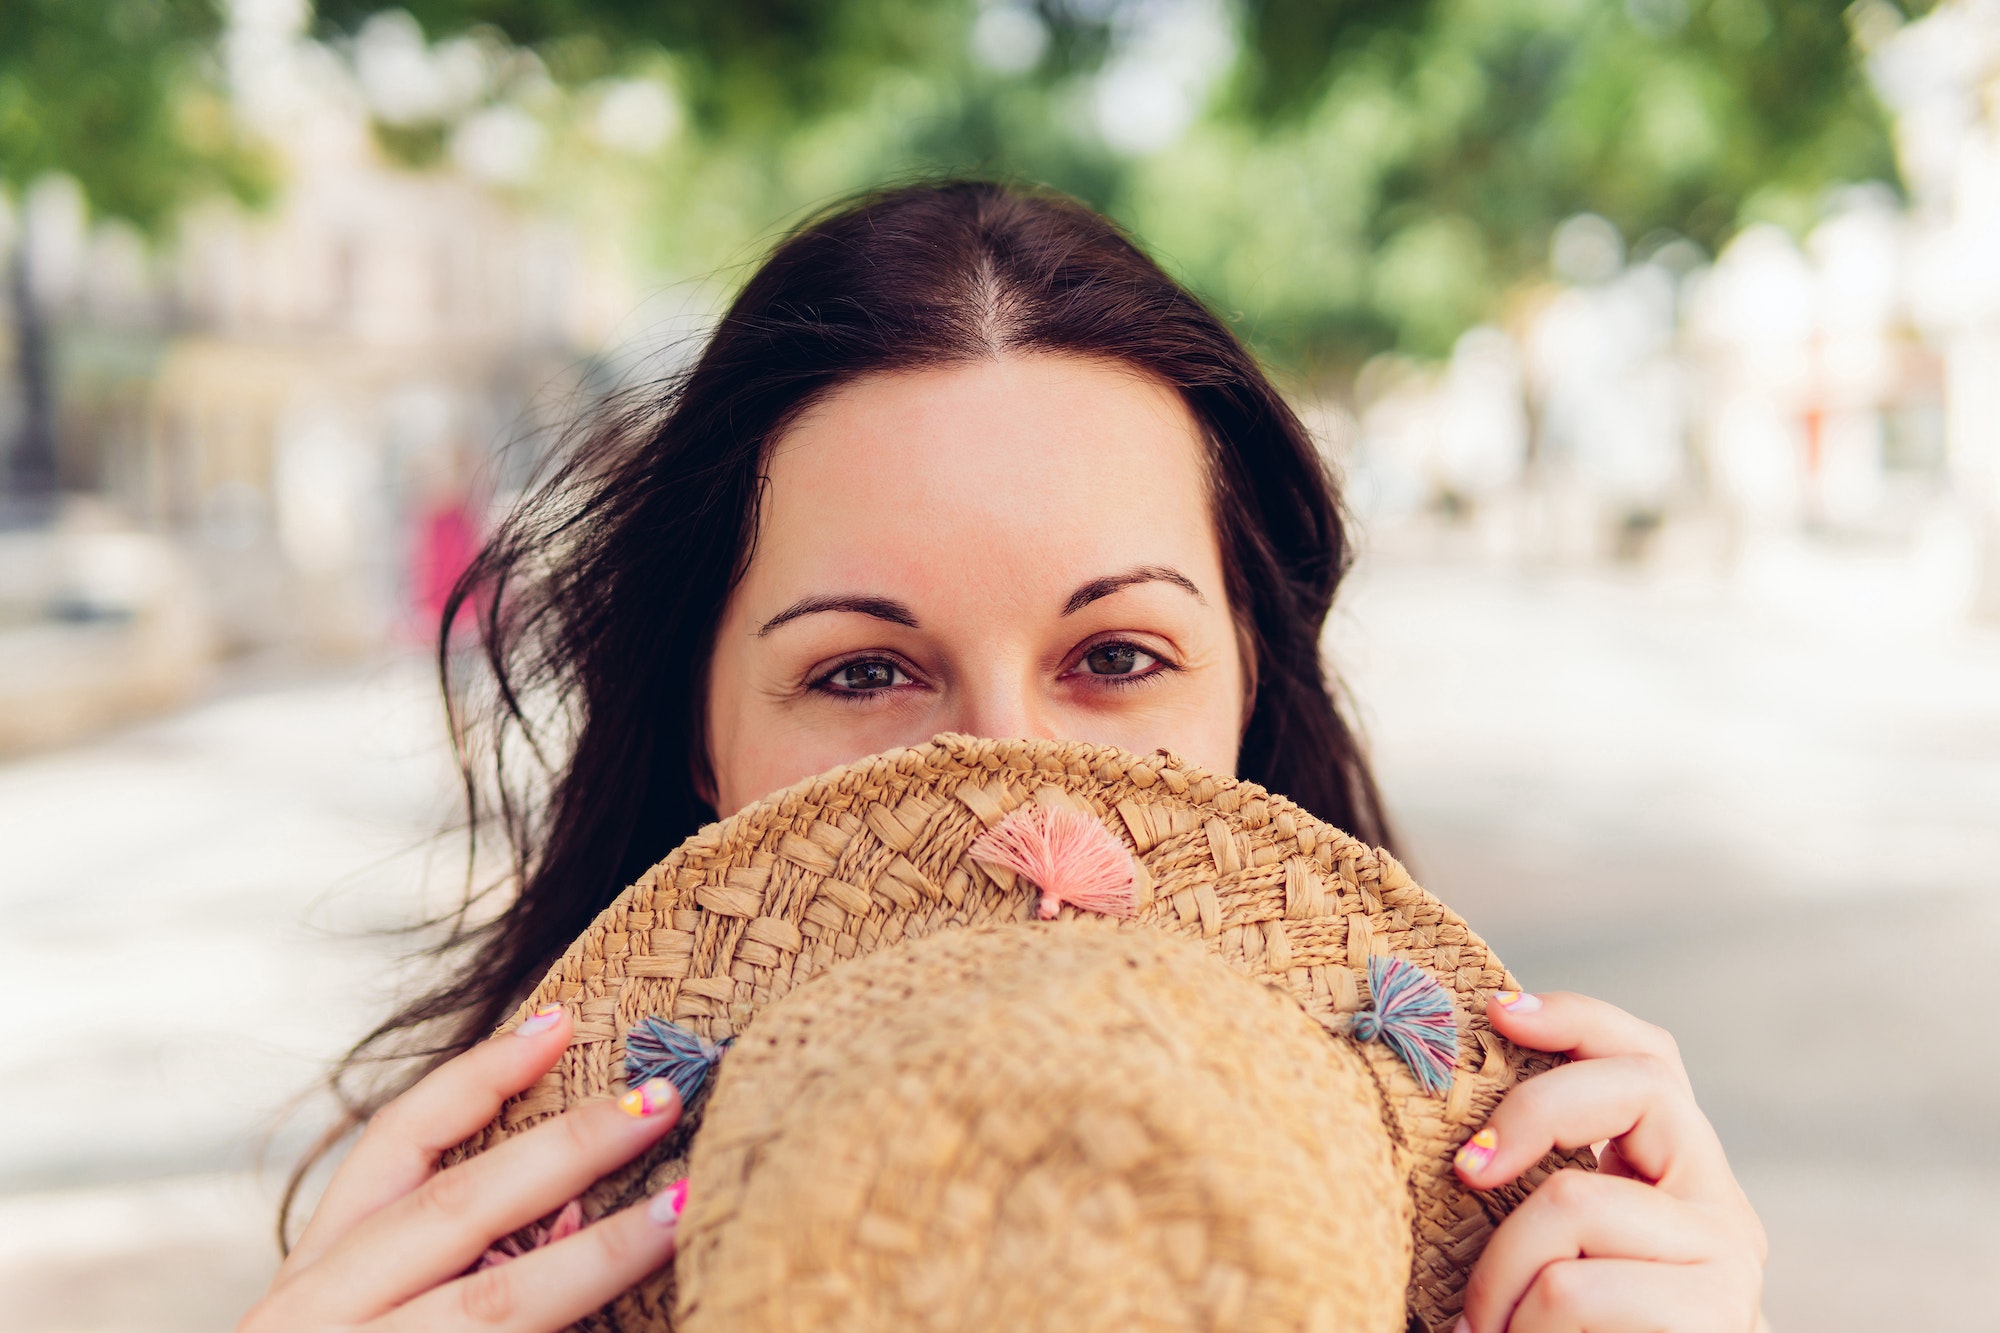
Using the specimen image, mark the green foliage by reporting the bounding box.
[0,0,267,232]
[316,0,1081,133]
[1174,0,1904,358]
[1237,0,1436,120]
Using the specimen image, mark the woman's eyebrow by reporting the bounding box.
[1061,565,1205,617]
[756,594,922,636]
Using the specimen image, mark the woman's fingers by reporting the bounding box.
[1458,1170,1745,1333]
[1453,1052,1735,1202]
[283,1078,683,1322]
[288,1005,573,1271]
[375,1182,689,1333]
[1445,991,1766,1333]
[1490,1255,1759,1333]
[1485,990,1687,1075]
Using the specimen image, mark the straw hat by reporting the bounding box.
[445,735,1586,1331]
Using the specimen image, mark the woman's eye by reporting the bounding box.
[1078,643,1159,677]
[821,659,908,692]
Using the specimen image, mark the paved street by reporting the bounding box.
[1340,553,2000,1330]
[1,656,459,1332]
[3,550,1995,1330]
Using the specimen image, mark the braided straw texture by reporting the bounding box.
[679,923,1409,1333]
[445,734,1585,1331]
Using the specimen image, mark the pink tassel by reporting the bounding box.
[477,1199,584,1270]
[970,804,1138,919]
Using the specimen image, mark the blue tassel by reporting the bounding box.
[1350,955,1459,1095]
[623,1016,729,1107]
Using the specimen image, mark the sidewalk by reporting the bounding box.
[2,656,458,1330]
[1340,556,2000,1329]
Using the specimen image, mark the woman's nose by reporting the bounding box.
[946,671,1054,742]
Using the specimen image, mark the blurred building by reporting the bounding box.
[139,145,594,653]
[1683,196,1944,545]
[0,12,627,750]
[1344,0,1999,629]
[1875,0,2000,617]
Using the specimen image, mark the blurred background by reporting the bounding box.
[2,0,1996,1328]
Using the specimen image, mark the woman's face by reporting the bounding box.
[703,353,1247,816]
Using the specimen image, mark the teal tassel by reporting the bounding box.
[624,1016,729,1107]
[1350,955,1459,1095]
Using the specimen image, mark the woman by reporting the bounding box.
[247,182,1766,1332]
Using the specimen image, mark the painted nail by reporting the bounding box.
[1454,1126,1499,1176]
[515,1004,564,1037]
[1492,990,1543,1014]
[648,1178,689,1226]
[1450,1319,1471,1333]
[620,1077,678,1118]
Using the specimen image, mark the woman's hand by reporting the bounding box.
[1451,991,1767,1333]
[244,1006,687,1333]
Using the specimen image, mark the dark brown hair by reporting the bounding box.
[289,179,1389,1236]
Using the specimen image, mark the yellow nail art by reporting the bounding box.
[620,1077,676,1118]
[1454,1126,1498,1174]
[1493,990,1520,1005]
[514,1003,565,1037]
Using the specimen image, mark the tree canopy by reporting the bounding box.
[314,0,1910,364]
[6,0,1912,367]
[0,0,264,233]
[1166,0,1906,356]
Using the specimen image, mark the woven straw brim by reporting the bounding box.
[445,734,1585,1332]
[679,922,1411,1332]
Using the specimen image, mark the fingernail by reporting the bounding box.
[620,1078,677,1118]
[1454,1126,1499,1176]
[515,1003,564,1037]
[1450,1319,1471,1333]
[648,1178,689,1226]
[1492,989,1543,1014]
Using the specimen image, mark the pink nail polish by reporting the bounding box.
[648,1178,689,1225]
[1454,1126,1498,1176]
[620,1078,678,1118]
[515,1004,564,1037]
[1492,990,1542,1014]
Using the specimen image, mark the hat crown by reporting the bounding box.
[678,923,1412,1332]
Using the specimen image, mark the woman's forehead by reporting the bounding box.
[745,357,1223,613]
[760,354,1214,547]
